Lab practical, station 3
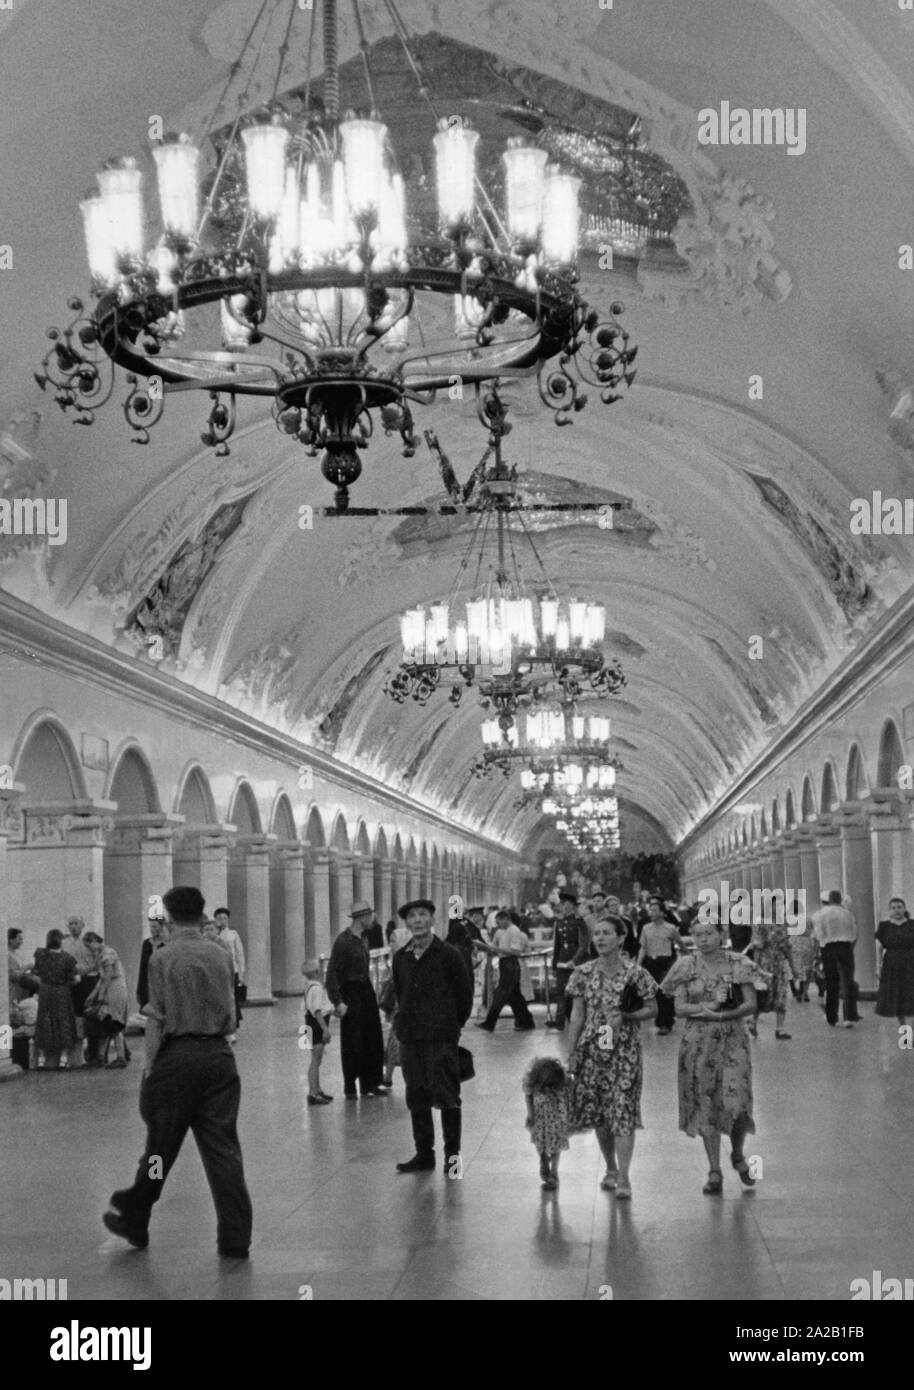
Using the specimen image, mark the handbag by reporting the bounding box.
[457,1045,475,1082]
[620,978,643,1014]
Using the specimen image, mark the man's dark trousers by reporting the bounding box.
[483,956,534,1029]
[552,968,573,1027]
[401,1040,461,1159]
[822,941,860,1025]
[114,1037,252,1251]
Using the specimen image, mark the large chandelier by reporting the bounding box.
[37,0,637,510]
[471,709,615,778]
[385,389,626,710]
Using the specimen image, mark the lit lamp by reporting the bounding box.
[80,194,118,288]
[434,118,479,232]
[242,119,289,221]
[340,116,388,219]
[97,158,145,268]
[152,135,200,246]
[503,140,547,246]
[541,166,581,266]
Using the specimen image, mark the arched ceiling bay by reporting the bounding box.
[2,0,914,855]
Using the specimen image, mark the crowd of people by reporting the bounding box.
[7,898,248,1071]
[6,872,914,1256]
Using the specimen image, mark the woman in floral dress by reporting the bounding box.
[565,916,658,1199]
[83,933,130,1067]
[787,915,817,1002]
[750,917,795,1039]
[34,928,80,1069]
[661,917,763,1194]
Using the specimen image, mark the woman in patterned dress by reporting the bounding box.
[750,917,795,1040]
[661,916,763,1194]
[787,915,818,1002]
[565,916,658,1200]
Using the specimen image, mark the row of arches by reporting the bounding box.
[7,715,498,881]
[705,721,904,862]
[1,714,517,1010]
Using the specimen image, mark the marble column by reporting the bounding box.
[759,850,775,892]
[9,799,117,939]
[838,811,877,992]
[431,869,446,926]
[103,812,183,1008]
[0,784,25,1081]
[351,851,370,904]
[781,834,802,896]
[747,854,763,894]
[229,833,277,1004]
[305,847,332,960]
[815,821,844,903]
[869,796,914,909]
[373,857,393,928]
[328,849,351,939]
[172,824,235,909]
[270,840,307,996]
[797,827,821,910]
[392,863,407,918]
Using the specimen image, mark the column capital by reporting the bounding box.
[0,782,25,841]
[173,822,236,849]
[305,844,331,868]
[107,812,185,851]
[21,798,118,847]
[235,832,278,852]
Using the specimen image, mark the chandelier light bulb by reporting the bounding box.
[502,140,547,244]
[97,158,145,265]
[434,118,479,230]
[541,166,582,266]
[540,598,558,638]
[271,166,301,271]
[556,618,570,650]
[340,117,388,219]
[400,608,426,661]
[242,120,289,222]
[80,194,118,287]
[152,136,200,243]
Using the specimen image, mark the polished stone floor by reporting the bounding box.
[2,995,913,1301]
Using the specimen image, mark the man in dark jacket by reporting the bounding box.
[325,901,388,1098]
[546,891,589,1030]
[392,899,473,1175]
[445,894,476,978]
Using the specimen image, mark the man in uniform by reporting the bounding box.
[102,885,253,1258]
[393,899,473,1174]
[546,890,589,1030]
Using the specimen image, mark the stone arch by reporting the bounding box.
[174,764,217,824]
[391,832,404,863]
[749,814,758,845]
[106,742,161,813]
[227,779,262,835]
[771,797,781,834]
[877,720,906,789]
[269,792,297,840]
[759,810,769,839]
[355,820,371,856]
[330,811,350,852]
[374,826,390,859]
[820,761,840,814]
[304,805,326,847]
[784,787,796,829]
[845,743,869,802]
[801,774,816,821]
[13,713,86,800]
[405,836,419,866]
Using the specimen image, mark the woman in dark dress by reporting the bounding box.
[34,928,80,1069]
[875,897,914,1025]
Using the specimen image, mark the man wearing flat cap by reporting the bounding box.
[546,890,589,1031]
[392,899,474,1174]
[325,901,388,1098]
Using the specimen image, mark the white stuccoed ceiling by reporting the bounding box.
[1,0,913,855]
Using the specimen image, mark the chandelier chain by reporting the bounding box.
[351,0,378,114]
[201,0,272,139]
[323,0,340,121]
[270,0,299,106]
[513,507,558,600]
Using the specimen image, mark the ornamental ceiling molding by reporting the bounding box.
[761,0,914,173]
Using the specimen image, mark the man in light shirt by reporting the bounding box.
[214,908,246,1029]
[476,909,536,1032]
[811,889,861,1028]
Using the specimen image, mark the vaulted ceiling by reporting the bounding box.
[2,0,913,857]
